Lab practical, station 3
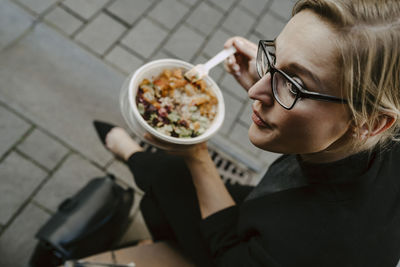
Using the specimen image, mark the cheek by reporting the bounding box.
[284,106,350,151]
[249,105,351,154]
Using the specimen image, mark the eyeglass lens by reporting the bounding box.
[257,43,271,77]
[273,72,298,109]
[257,42,297,109]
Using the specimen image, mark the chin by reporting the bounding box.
[248,123,278,152]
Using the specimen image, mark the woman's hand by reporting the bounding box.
[224,36,259,91]
[144,133,209,162]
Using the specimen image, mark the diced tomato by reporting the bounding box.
[158,107,168,117]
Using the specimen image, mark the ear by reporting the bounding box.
[359,112,397,138]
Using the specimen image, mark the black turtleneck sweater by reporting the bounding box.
[199,142,400,267]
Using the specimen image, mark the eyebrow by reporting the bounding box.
[273,38,323,90]
[287,62,323,90]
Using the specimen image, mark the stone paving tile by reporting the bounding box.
[0,203,51,267]
[63,0,109,20]
[178,0,197,6]
[44,6,83,35]
[0,105,31,158]
[148,0,189,30]
[219,90,242,135]
[222,5,255,36]
[35,154,105,212]
[0,23,124,166]
[122,18,168,59]
[211,64,225,83]
[248,32,260,44]
[210,0,236,11]
[150,49,174,60]
[229,122,260,156]
[105,45,144,74]
[269,0,294,21]
[239,99,253,127]
[202,28,232,58]
[75,13,126,55]
[107,0,156,25]
[0,152,47,225]
[255,12,286,39]
[184,1,224,36]
[18,128,69,170]
[164,24,205,62]
[220,72,248,101]
[0,0,34,50]
[16,0,58,14]
[239,0,268,16]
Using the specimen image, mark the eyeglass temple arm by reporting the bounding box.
[299,91,348,103]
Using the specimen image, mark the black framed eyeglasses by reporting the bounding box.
[256,40,348,110]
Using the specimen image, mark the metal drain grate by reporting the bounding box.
[208,148,254,186]
[135,138,255,186]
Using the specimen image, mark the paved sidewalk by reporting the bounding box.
[0,0,295,265]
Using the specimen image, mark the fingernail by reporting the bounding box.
[235,39,243,46]
[233,64,240,72]
[234,71,241,76]
[228,56,234,64]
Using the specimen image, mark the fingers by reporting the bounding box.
[224,55,241,77]
[224,36,246,49]
[143,133,203,154]
[224,36,257,77]
[144,133,176,150]
[224,36,257,59]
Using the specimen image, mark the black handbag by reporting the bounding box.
[29,174,134,267]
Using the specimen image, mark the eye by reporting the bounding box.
[288,82,299,96]
[291,76,304,87]
[269,52,276,64]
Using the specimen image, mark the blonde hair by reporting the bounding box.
[293,0,400,151]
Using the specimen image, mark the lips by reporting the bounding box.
[252,109,272,129]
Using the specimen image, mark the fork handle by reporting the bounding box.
[204,46,237,71]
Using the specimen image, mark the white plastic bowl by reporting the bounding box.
[120,59,225,145]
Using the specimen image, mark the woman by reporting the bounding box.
[94,0,400,266]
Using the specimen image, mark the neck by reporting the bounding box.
[300,148,357,163]
[300,127,363,163]
[300,132,359,163]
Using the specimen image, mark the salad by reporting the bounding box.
[136,68,218,138]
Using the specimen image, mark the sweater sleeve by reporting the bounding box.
[199,206,280,267]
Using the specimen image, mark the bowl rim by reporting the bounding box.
[128,58,225,145]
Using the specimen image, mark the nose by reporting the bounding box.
[248,72,274,106]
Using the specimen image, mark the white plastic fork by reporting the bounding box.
[184,46,237,82]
